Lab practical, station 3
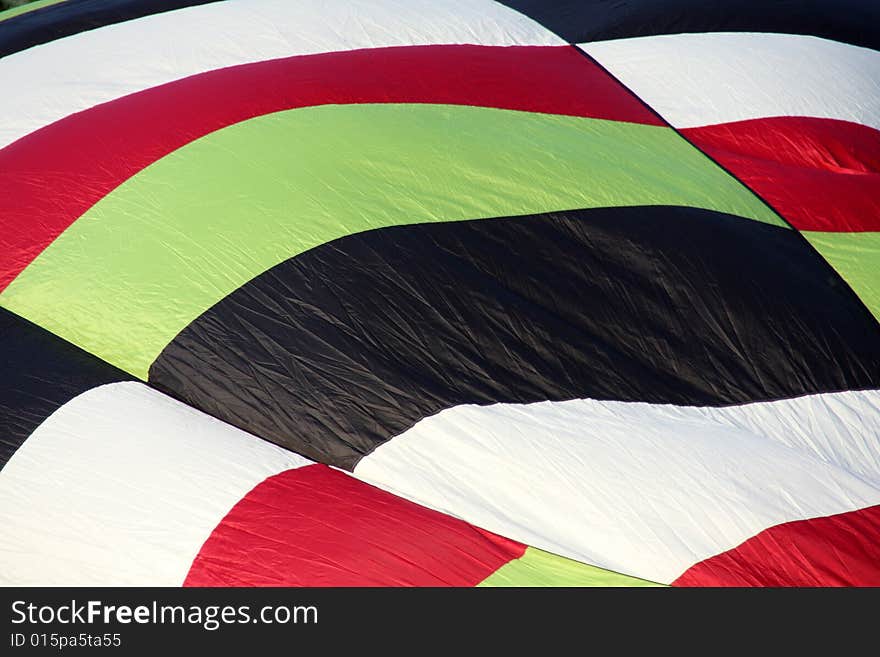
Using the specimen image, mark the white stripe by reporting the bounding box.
[354,390,880,584]
[0,0,562,150]
[581,33,880,131]
[0,382,309,586]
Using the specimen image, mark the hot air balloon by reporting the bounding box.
[1,0,878,587]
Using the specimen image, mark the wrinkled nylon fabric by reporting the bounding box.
[1,0,878,589]
[355,392,880,584]
[1,106,781,380]
[0,44,658,292]
[150,206,879,469]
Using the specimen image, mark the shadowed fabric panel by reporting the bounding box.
[151,206,880,470]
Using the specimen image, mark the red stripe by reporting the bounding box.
[683,116,880,232]
[184,464,525,586]
[0,44,659,292]
[673,505,880,587]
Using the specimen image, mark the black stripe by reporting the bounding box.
[497,0,880,51]
[0,307,130,469]
[149,206,880,470]
[0,0,222,58]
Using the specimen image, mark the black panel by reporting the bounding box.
[0,307,130,469]
[497,1,880,50]
[150,207,880,470]
[0,0,223,59]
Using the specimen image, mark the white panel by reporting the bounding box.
[354,390,880,584]
[0,0,563,149]
[0,382,310,586]
[581,33,880,130]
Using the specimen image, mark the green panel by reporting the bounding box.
[1,103,783,378]
[478,547,662,587]
[0,0,69,22]
[803,231,880,323]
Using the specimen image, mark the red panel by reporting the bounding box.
[184,464,525,586]
[683,116,880,232]
[673,505,880,587]
[0,44,659,292]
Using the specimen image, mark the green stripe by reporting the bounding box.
[803,231,880,323]
[1,104,782,378]
[478,547,662,587]
[0,0,69,23]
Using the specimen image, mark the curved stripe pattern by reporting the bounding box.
[0,382,310,586]
[0,44,660,291]
[583,32,880,324]
[581,33,880,132]
[1,105,781,379]
[0,307,128,469]
[0,0,563,150]
[354,391,880,585]
[0,0,69,24]
[185,464,649,587]
[184,464,526,586]
[674,505,880,586]
[0,0,220,57]
[497,0,880,50]
[149,206,880,470]
[2,0,878,589]
[0,379,641,587]
[682,117,880,232]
